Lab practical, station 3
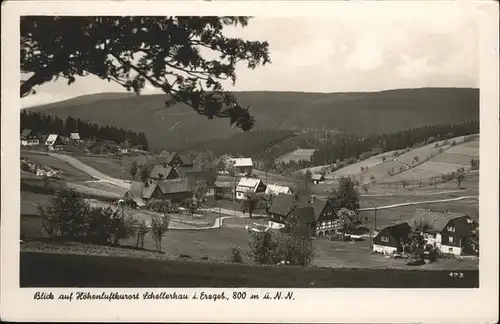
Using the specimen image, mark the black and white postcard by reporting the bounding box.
[1,0,498,322]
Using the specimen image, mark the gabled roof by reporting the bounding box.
[268,193,296,216]
[142,182,159,199]
[157,178,191,194]
[231,158,253,167]
[150,165,176,179]
[183,168,217,186]
[311,174,325,181]
[45,134,59,145]
[70,133,80,140]
[125,181,146,206]
[411,209,467,232]
[265,184,292,195]
[164,152,193,166]
[309,198,329,220]
[377,222,412,241]
[292,206,316,224]
[237,177,263,189]
[21,129,32,138]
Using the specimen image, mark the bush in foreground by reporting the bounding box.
[37,188,136,245]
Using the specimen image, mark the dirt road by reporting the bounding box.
[48,153,130,189]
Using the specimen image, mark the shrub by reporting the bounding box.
[274,231,315,266]
[248,231,280,265]
[38,188,90,239]
[230,247,243,263]
[38,188,137,245]
[146,199,172,213]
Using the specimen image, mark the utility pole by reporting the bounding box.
[233,175,237,202]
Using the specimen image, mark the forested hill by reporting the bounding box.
[26,87,479,150]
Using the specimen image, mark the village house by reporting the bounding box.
[311,173,325,184]
[20,129,40,146]
[235,177,266,200]
[265,183,292,196]
[125,177,192,206]
[44,134,63,150]
[161,152,193,167]
[148,162,218,203]
[372,222,412,255]
[307,196,338,237]
[411,209,478,256]
[150,164,182,180]
[69,132,82,143]
[267,193,336,236]
[286,205,317,237]
[230,157,253,176]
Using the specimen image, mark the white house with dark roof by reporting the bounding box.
[311,173,325,184]
[230,157,254,176]
[44,134,63,150]
[235,177,266,200]
[265,183,292,196]
[70,133,81,141]
[20,129,39,146]
[411,209,478,256]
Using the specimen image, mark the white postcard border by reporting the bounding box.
[1,1,498,323]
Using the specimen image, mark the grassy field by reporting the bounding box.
[276,149,316,164]
[320,136,478,186]
[325,150,400,179]
[79,181,128,196]
[20,251,479,287]
[21,192,52,216]
[27,87,479,150]
[21,151,93,181]
[360,198,479,229]
[74,155,135,180]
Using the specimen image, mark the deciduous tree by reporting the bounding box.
[21,16,270,130]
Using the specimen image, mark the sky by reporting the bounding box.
[20,12,479,108]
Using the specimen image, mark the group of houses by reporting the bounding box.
[372,209,478,256]
[20,129,82,150]
[124,152,217,207]
[263,191,478,257]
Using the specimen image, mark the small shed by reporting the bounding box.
[311,173,325,184]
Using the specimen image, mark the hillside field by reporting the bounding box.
[26,87,479,150]
[316,136,478,187]
[21,151,94,181]
[276,149,316,164]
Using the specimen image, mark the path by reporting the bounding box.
[358,196,478,211]
[359,189,471,197]
[200,207,267,218]
[48,153,130,189]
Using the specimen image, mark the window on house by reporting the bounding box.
[381,237,389,243]
[447,226,455,232]
[448,236,454,243]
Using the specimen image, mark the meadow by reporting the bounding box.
[21,150,93,181]
[276,149,316,164]
[325,149,399,179]
[20,251,479,288]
